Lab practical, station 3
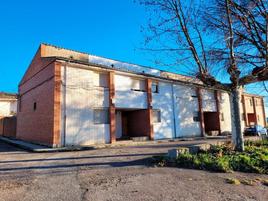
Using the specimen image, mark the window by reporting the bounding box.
[94,109,109,124]
[221,113,225,121]
[256,99,262,106]
[131,79,146,92]
[153,110,161,123]
[193,111,200,122]
[249,99,253,106]
[152,82,159,93]
[33,102,37,111]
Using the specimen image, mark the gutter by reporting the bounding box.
[51,56,232,93]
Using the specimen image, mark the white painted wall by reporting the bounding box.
[0,100,17,117]
[61,66,110,146]
[59,65,247,145]
[174,85,201,137]
[219,92,232,134]
[114,74,147,109]
[152,82,175,140]
[202,89,217,112]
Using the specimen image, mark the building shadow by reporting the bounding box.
[0,157,154,173]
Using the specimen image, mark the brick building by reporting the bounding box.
[16,44,266,147]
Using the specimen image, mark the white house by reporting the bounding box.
[0,92,17,118]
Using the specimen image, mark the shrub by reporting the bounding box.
[155,141,268,174]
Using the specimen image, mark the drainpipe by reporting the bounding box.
[171,84,177,138]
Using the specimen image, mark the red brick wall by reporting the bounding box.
[1,117,17,138]
[109,72,116,143]
[16,60,61,147]
[0,117,3,136]
[20,45,55,85]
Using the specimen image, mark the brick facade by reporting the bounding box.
[16,45,61,147]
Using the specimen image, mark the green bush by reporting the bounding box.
[156,140,268,174]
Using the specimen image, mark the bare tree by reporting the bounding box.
[139,0,268,151]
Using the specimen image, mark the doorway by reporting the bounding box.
[247,113,257,126]
[115,109,150,140]
[203,112,220,135]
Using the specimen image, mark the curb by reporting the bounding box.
[0,137,95,153]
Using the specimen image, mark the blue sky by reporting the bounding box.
[0,0,267,103]
[0,0,152,93]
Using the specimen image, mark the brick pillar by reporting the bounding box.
[261,98,266,127]
[52,62,61,147]
[197,88,205,137]
[214,90,221,134]
[241,95,248,127]
[252,97,257,125]
[109,72,116,143]
[146,79,154,140]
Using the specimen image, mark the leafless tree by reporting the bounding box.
[139,0,268,151]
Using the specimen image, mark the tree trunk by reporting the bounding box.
[231,87,245,151]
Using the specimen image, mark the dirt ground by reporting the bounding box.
[0,141,267,201]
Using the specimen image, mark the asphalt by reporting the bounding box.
[0,140,268,201]
[0,135,231,153]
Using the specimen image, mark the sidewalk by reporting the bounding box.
[0,136,94,152]
[0,135,261,153]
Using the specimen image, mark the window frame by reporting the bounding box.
[33,102,37,111]
[93,108,110,124]
[193,111,200,122]
[153,109,161,123]
[151,82,159,93]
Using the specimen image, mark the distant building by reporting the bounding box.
[0,92,17,138]
[16,44,266,147]
[0,92,17,118]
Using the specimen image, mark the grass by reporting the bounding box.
[226,178,241,185]
[154,139,268,174]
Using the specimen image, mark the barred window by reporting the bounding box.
[94,109,109,124]
[153,110,161,123]
[193,111,200,122]
[152,82,159,93]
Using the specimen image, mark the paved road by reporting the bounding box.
[0,140,267,201]
[0,138,226,175]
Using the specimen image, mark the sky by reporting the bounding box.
[0,0,267,104]
[0,0,152,93]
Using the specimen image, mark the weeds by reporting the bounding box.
[155,139,268,174]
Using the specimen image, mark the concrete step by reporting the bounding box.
[131,136,149,142]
